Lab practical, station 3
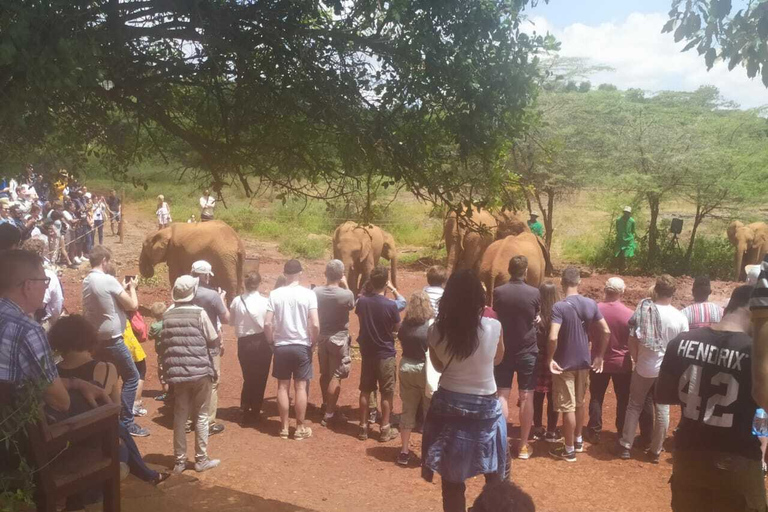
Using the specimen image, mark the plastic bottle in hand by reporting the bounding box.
[752,408,768,437]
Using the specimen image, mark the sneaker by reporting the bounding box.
[133,404,148,417]
[544,431,559,443]
[368,408,379,425]
[379,426,399,443]
[185,423,193,434]
[648,451,661,464]
[73,256,82,265]
[294,426,313,441]
[194,458,220,472]
[574,440,584,453]
[128,424,150,437]
[550,445,576,463]
[154,393,167,402]
[279,428,290,439]
[633,436,651,453]
[396,451,411,467]
[518,444,531,460]
[358,425,369,441]
[615,444,632,460]
[530,427,545,442]
[173,462,187,475]
[321,411,349,427]
[209,424,225,436]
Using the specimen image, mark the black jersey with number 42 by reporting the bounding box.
[657,327,760,461]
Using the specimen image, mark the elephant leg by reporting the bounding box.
[348,266,360,297]
[360,259,375,290]
[218,257,239,304]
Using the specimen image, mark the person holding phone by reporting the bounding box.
[82,246,148,437]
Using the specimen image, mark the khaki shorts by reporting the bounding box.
[360,356,396,395]
[552,369,589,413]
[399,359,430,430]
[318,332,351,380]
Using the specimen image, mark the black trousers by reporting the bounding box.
[587,371,652,442]
[533,391,559,432]
[237,333,272,415]
[442,473,502,512]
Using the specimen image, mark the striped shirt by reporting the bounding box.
[0,298,58,385]
[752,255,768,320]
[681,302,724,330]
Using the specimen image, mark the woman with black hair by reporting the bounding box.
[421,270,506,512]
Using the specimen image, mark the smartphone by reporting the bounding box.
[124,275,137,282]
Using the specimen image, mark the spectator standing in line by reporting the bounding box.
[148,302,170,402]
[20,238,63,330]
[264,259,319,440]
[355,266,404,442]
[123,322,148,417]
[396,290,434,466]
[548,267,610,462]
[162,275,221,474]
[82,245,148,436]
[156,194,172,230]
[199,189,216,222]
[492,256,540,460]
[313,259,355,427]
[93,195,106,245]
[190,260,230,436]
[0,197,11,224]
[657,286,764,511]
[585,277,652,446]
[681,276,723,329]
[423,265,447,314]
[617,274,689,463]
[106,189,121,236]
[532,281,560,443]
[422,270,506,512]
[229,271,271,425]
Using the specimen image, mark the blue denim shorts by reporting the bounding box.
[272,344,313,381]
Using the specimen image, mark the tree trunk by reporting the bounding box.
[647,193,660,264]
[684,205,703,266]
[545,190,555,251]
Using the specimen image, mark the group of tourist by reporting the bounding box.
[3,190,768,511]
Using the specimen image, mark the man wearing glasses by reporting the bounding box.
[0,250,110,412]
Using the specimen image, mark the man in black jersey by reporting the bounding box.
[657,285,766,512]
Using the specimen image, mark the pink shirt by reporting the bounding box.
[590,300,633,373]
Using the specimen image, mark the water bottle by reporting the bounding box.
[753,408,768,437]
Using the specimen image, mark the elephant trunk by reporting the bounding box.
[139,250,154,278]
[735,244,746,281]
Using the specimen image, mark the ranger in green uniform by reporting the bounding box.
[528,213,544,238]
[615,206,636,272]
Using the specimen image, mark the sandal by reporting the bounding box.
[152,472,171,486]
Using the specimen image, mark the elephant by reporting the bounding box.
[479,232,545,306]
[444,207,530,274]
[332,221,397,296]
[727,221,768,281]
[139,220,246,301]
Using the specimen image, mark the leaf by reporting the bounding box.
[712,0,732,20]
[747,57,759,78]
[662,19,676,34]
[728,54,743,70]
[682,39,699,52]
[758,13,768,40]
[763,64,768,88]
[705,48,717,69]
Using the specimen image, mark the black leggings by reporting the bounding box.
[442,473,502,512]
[533,391,559,432]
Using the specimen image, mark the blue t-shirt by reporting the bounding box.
[551,294,603,371]
[355,294,401,360]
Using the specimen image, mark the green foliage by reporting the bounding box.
[666,0,768,87]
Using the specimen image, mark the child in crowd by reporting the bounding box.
[533,281,560,442]
[124,321,148,416]
[423,265,447,314]
[148,301,170,401]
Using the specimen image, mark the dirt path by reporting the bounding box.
[57,205,746,512]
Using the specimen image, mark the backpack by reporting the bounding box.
[129,311,149,342]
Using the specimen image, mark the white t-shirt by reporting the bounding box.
[423,285,444,314]
[635,304,689,378]
[428,316,502,395]
[267,283,318,346]
[230,291,269,338]
[43,268,64,321]
[82,269,128,341]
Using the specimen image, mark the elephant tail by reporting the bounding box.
[237,244,245,297]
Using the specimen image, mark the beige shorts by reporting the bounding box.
[552,369,589,413]
[318,332,351,380]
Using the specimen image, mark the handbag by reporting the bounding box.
[129,311,149,342]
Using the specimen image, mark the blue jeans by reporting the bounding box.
[97,336,139,428]
[94,219,104,245]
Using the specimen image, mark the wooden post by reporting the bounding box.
[118,189,125,244]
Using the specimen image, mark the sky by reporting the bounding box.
[525,0,767,109]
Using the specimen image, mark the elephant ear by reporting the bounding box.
[727,221,744,244]
[149,227,172,262]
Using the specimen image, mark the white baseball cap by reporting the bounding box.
[191,260,214,276]
[623,206,632,213]
[605,277,626,293]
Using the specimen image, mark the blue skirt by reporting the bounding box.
[421,387,507,484]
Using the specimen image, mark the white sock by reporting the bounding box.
[324,412,334,420]
[576,435,583,443]
[565,445,575,454]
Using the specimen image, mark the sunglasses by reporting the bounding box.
[22,277,51,287]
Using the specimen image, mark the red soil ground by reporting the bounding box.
[57,206,748,512]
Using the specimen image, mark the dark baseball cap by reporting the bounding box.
[284,259,303,275]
